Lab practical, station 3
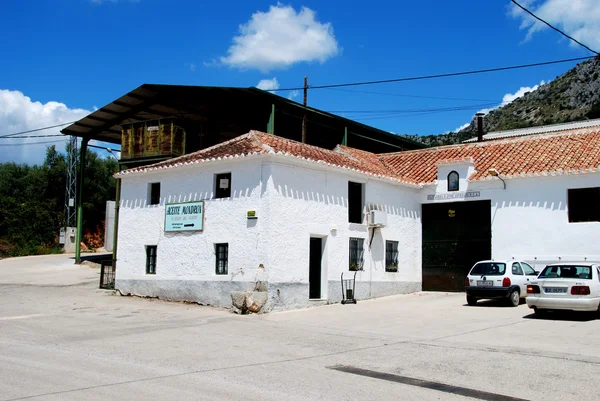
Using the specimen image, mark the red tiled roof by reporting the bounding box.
[380,129,600,183]
[117,131,407,183]
[117,129,600,185]
[435,157,474,166]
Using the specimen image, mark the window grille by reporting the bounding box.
[385,241,399,272]
[349,238,364,271]
[215,243,228,275]
[146,245,157,274]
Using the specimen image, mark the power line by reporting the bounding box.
[352,107,494,121]
[0,121,77,138]
[323,87,496,102]
[269,56,594,92]
[89,143,121,152]
[0,134,64,139]
[0,139,65,147]
[0,137,119,152]
[0,54,595,139]
[328,103,497,115]
[511,0,599,56]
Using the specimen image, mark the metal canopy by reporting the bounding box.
[61,84,426,152]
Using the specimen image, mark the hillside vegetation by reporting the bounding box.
[0,146,117,257]
[405,56,600,145]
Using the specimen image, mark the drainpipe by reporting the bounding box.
[476,113,485,142]
[75,137,89,264]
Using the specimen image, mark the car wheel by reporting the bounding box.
[466,295,477,306]
[508,289,519,307]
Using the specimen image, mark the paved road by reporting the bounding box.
[1,254,599,401]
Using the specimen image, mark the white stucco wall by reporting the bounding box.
[265,158,422,310]
[115,149,599,311]
[116,157,271,306]
[422,172,600,271]
[116,155,422,311]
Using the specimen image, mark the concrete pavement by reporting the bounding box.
[1,254,599,401]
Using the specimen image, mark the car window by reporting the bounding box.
[521,262,536,275]
[512,262,523,275]
[597,267,600,282]
[539,265,592,279]
[470,262,506,276]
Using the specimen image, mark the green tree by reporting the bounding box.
[0,144,118,257]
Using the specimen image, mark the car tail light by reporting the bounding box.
[502,277,511,287]
[465,278,470,287]
[571,286,590,295]
[527,285,540,294]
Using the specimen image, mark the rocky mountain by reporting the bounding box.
[404,56,600,146]
[401,131,474,147]
[462,56,600,133]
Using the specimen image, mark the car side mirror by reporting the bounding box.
[534,271,539,275]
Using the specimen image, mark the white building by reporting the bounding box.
[115,127,600,311]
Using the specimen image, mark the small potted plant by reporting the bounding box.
[386,262,398,272]
[349,262,361,271]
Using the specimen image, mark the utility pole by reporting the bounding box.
[301,76,308,143]
[63,135,77,251]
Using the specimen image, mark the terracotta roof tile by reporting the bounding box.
[117,129,600,185]
[117,131,407,184]
[379,129,600,183]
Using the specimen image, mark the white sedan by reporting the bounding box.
[526,263,600,315]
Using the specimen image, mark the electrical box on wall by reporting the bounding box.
[369,210,387,227]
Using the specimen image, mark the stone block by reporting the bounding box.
[230,291,268,314]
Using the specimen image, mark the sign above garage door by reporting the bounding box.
[427,191,480,201]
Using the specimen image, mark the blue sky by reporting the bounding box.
[1,0,598,164]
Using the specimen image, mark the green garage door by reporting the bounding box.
[422,200,491,291]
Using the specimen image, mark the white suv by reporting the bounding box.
[465,260,539,306]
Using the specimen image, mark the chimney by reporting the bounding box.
[475,113,485,142]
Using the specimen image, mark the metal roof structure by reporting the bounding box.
[61,84,425,154]
[463,118,600,143]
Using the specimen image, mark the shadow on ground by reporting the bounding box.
[69,253,112,264]
[523,310,599,322]
[462,299,527,308]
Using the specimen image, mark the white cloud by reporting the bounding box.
[186,62,197,72]
[287,90,300,101]
[477,80,545,115]
[510,0,600,50]
[455,123,471,132]
[219,4,340,72]
[500,81,544,105]
[0,90,91,165]
[454,80,545,131]
[256,77,280,91]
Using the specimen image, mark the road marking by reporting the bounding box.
[0,314,50,321]
[329,365,531,401]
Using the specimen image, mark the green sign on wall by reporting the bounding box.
[164,201,204,232]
